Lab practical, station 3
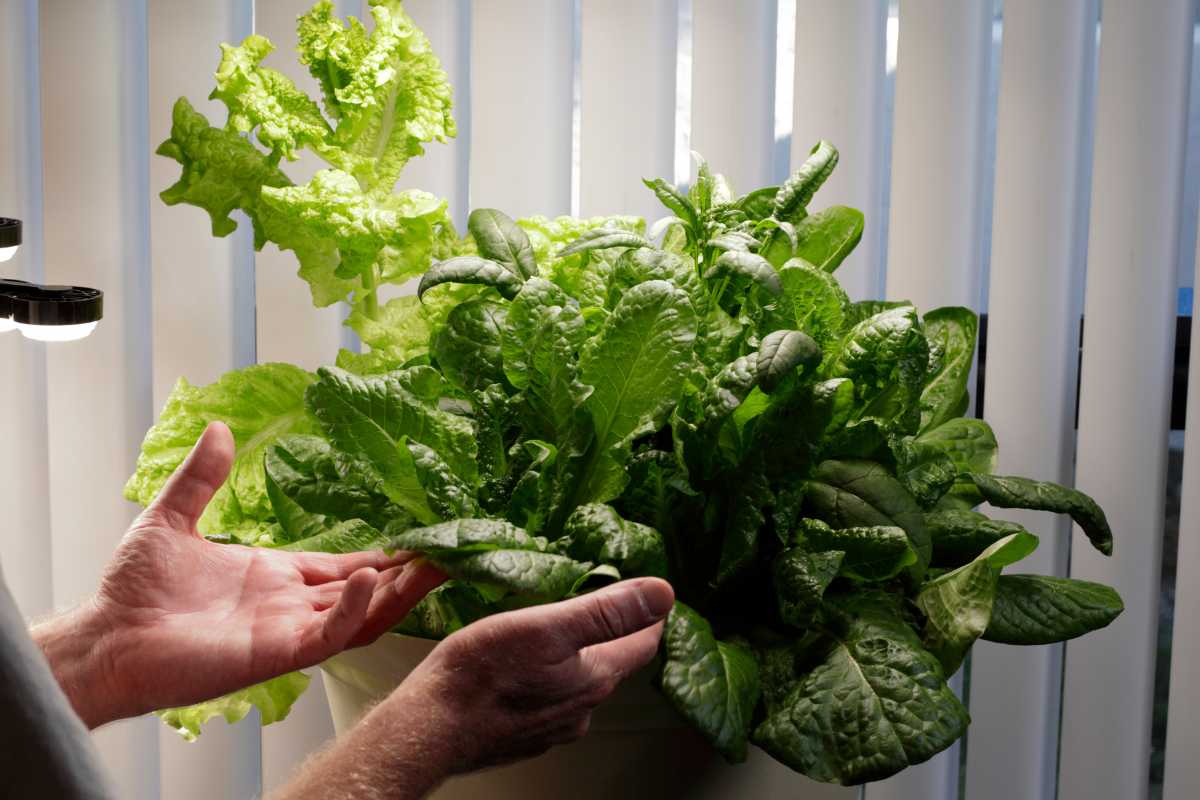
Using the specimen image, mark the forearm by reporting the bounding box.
[30,599,123,729]
[272,679,460,800]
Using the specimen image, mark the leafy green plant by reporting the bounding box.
[131,0,1124,784]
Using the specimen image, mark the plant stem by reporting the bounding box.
[361,266,380,321]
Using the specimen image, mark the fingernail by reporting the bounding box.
[637,580,674,619]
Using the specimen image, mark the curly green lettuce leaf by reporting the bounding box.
[296,0,455,192]
[124,363,317,541]
[158,672,311,742]
[260,169,449,281]
[157,97,351,308]
[210,34,338,165]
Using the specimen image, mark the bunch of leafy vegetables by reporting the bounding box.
[129,0,1124,784]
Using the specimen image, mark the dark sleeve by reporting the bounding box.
[0,575,115,799]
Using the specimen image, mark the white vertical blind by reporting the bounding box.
[39,2,160,798]
[579,0,679,223]
[875,3,992,800]
[470,0,573,218]
[1060,1,1196,799]
[967,4,1097,800]
[1165,172,1200,800]
[792,0,888,302]
[690,0,776,197]
[253,0,347,372]
[883,0,992,312]
[0,0,52,621]
[147,0,263,796]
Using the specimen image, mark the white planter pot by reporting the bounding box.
[321,634,843,799]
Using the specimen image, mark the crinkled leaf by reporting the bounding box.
[264,434,403,530]
[773,140,838,223]
[705,250,782,298]
[716,465,772,586]
[660,602,760,762]
[803,459,930,579]
[983,575,1124,645]
[278,518,388,554]
[756,329,822,393]
[261,169,448,281]
[792,206,864,272]
[917,532,1038,674]
[501,278,592,449]
[796,518,917,582]
[607,247,700,310]
[407,441,479,519]
[419,256,523,300]
[643,177,700,232]
[926,509,1033,568]
[297,0,455,192]
[753,591,967,785]
[777,260,849,347]
[828,306,929,435]
[919,307,978,433]
[967,474,1114,556]
[468,208,537,280]
[559,227,652,257]
[562,503,668,578]
[124,364,317,542]
[774,548,844,626]
[431,297,508,391]
[573,281,697,505]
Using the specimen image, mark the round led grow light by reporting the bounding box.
[0,217,19,263]
[0,278,104,342]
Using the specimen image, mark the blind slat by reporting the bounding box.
[579,0,679,223]
[1061,2,1196,799]
[871,3,993,798]
[1165,184,1200,800]
[967,4,1098,799]
[792,0,888,301]
[470,0,573,218]
[147,0,264,796]
[690,0,776,197]
[251,0,349,372]
[39,1,160,797]
[0,0,52,620]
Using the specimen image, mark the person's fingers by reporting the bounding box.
[579,620,665,683]
[349,559,448,647]
[293,549,416,585]
[295,567,378,665]
[503,578,674,659]
[146,421,235,533]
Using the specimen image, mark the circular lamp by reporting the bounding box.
[1,279,104,342]
[0,217,19,263]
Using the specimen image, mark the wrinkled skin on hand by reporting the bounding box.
[402,576,675,772]
[68,422,446,727]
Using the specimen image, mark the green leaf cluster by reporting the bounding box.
[136,2,1124,785]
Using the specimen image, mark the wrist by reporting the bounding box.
[31,598,125,728]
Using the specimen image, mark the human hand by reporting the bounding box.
[275,577,675,800]
[35,421,446,728]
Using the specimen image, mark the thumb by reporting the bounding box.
[519,578,675,659]
[147,421,234,532]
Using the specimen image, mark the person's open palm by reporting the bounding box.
[85,421,445,725]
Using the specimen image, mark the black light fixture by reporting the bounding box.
[0,218,104,342]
